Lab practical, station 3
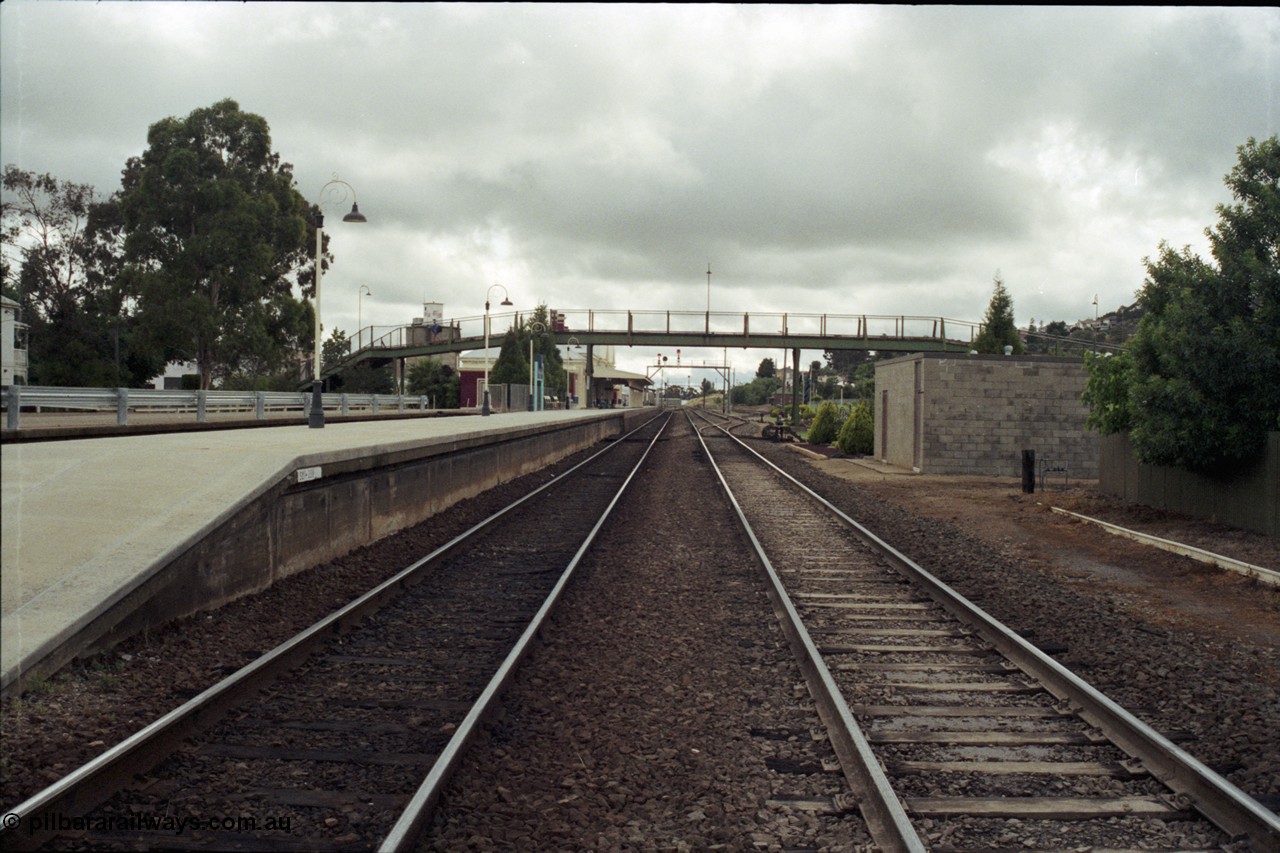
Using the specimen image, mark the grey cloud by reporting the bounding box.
[3,2,1276,374]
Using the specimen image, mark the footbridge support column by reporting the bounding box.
[791,347,801,427]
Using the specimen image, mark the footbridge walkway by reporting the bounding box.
[327,309,981,378]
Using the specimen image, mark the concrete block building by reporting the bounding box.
[874,352,1098,478]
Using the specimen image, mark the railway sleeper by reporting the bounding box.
[867,731,1109,746]
[765,793,860,816]
[839,662,1015,672]
[888,759,1146,777]
[904,793,1197,821]
[854,704,1072,719]
[765,757,841,775]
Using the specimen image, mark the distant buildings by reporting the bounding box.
[398,302,651,409]
[1,295,29,386]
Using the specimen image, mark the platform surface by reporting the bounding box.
[1,410,619,689]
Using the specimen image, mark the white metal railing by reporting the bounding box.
[1,385,440,431]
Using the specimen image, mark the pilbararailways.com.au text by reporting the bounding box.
[8,811,292,836]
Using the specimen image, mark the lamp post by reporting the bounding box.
[310,176,367,429]
[527,321,547,411]
[482,283,512,416]
[357,285,372,350]
[566,336,579,410]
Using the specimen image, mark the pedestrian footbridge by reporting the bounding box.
[327,309,980,377]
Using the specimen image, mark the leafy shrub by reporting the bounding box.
[1081,350,1134,435]
[836,402,874,455]
[806,401,840,444]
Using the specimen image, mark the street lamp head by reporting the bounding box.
[486,283,513,311]
[500,296,513,306]
[343,203,367,223]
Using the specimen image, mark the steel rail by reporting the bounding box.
[379,411,674,852]
[1,411,668,850]
[1050,506,1280,587]
[695,412,1280,853]
[686,410,927,853]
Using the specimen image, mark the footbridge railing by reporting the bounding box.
[335,310,980,376]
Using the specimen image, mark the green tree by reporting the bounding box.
[731,375,780,406]
[523,304,565,397]
[824,348,871,377]
[836,402,874,455]
[806,401,840,444]
[2,166,96,319]
[317,328,393,393]
[972,273,1024,355]
[756,357,776,378]
[219,366,301,392]
[1080,350,1134,435]
[338,362,395,394]
[1086,137,1280,471]
[115,99,316,389]
[321,328,351,374]
[489,325,529,385]
[816,375,839,400]
[407,358,460,407]
[2,166,161,385]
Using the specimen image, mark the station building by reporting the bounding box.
[456,344,651,410]
[349,303,652,409]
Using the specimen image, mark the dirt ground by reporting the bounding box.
[790,447,1280,660]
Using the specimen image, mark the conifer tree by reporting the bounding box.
[973,273,1024,355]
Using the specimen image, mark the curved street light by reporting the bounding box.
[527,321,547,412]
[311,175,367,429]
[482,283,513,416]
[357,285,372,350]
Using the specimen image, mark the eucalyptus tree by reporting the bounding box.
[115,99,318,389]
[1,165,158,384]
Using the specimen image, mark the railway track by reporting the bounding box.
[3,412,671,852]
[7,405,1276,851]
[690,408,1280,852]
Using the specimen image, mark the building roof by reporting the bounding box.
[592,365,651,384]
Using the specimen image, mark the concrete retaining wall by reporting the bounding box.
[875,353,1098,478]
[1100,431,1279,537]
[78,410,651,673]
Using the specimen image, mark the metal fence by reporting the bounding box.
[2,385,440,431]
[481,383,579,412]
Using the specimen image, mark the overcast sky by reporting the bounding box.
[2,3,1276,377]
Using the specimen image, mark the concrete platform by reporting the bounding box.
[1,409,635,694]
